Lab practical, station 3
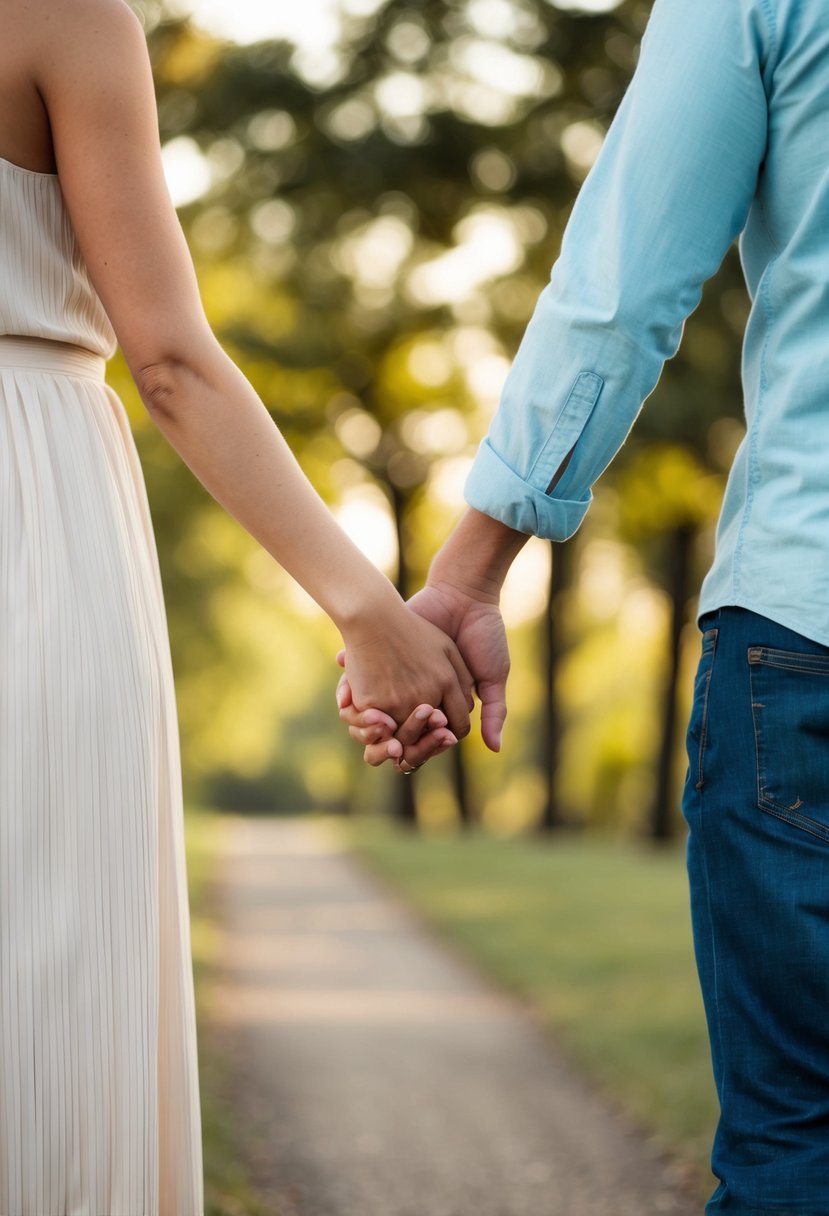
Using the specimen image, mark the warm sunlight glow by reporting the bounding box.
[161,136,212,207]
[407,210,523,307]
[501,538,552,626]
[550,0,623,10]
[170,0,386,47]
[335,488,398,574]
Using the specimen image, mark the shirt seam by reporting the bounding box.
[756,0,779,81]
[732,251,778,598]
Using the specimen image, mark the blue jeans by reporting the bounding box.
[682,605,829,1214]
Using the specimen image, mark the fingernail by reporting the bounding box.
[336,687,345,707]
[415,706,431,721]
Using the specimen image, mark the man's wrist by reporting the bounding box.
[427,508,529,604]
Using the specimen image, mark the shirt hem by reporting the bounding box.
[696,591,829,650]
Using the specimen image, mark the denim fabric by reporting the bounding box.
[683,605,829,1214]
[463,0,829,649]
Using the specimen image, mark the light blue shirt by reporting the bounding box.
[463,0,829,646]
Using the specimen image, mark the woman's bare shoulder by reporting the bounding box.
[21,0,146,74]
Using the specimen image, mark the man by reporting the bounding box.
[340,0,829,1208]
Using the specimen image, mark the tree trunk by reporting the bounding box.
[538,539,574,833]
[649,523,696,843]
[450,745,473,829]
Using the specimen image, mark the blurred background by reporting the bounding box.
[118,0,746,843]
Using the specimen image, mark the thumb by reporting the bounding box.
[477,677,507,752]
[336,672,353,709]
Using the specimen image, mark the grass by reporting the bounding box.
[185,805,273,1216]
[336,814,720,1198]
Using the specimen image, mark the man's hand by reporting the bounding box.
[405,582,510,752]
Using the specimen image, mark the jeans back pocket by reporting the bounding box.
[748,645,829,842]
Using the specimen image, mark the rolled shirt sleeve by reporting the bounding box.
[464,0,775,540]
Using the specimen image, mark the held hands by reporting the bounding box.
[339,608,475,734]
[336,596,475,771]
[336,578,511,771]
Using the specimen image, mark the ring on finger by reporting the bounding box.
[397,758,422,775]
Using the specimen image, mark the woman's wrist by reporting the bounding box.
[332,573,407,645]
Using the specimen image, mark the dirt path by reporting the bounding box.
[202,815,702,1216]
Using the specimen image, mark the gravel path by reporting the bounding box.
[203,815,703,1216]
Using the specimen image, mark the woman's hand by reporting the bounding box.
[339,603,474,742]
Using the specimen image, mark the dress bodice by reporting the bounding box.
[0,155,117,359]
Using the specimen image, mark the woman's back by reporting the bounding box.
[0,156,117,355]
[0,4,56,175]
[0,1,117,355]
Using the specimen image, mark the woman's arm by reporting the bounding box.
[31,0,473,733]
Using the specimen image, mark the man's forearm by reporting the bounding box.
[428,508,529,603]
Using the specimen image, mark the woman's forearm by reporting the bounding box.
[134,338,402,637]
[131,335,476,736]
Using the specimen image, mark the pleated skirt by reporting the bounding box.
[0,337,204,1216]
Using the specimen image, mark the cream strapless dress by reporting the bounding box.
[0,155,204,1215]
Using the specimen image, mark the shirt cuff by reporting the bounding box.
[463,438,592,541]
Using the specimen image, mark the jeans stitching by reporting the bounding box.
[697,761,727,1128]
[748,645,829,675]
[695,628,718,791]
[758,803,829,844]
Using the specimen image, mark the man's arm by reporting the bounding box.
[464,0,775,540]
[343,0,777,761]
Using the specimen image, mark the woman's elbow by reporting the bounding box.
[135,357,184,415]
[132,335,223,417]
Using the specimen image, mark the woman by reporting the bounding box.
[0,0,475,1211]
